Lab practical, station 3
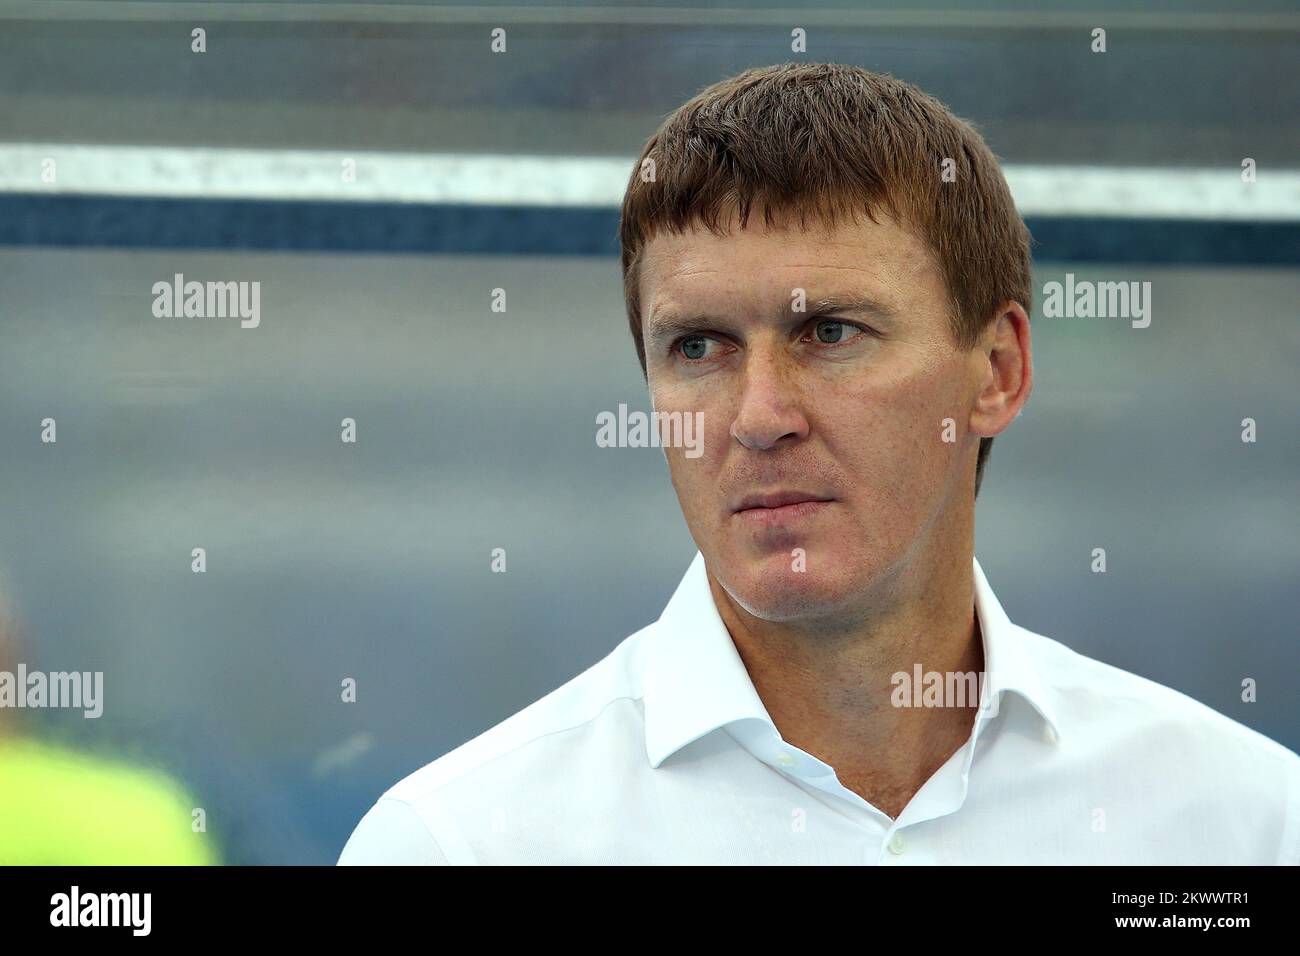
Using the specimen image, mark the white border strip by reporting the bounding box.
[1003,164,1297,222]
[1,143,1296,221]
[0,144,630,207]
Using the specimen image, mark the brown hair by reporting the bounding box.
[619,62,1033,498]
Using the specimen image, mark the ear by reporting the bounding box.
[968,301,1032,440]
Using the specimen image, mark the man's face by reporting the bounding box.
[640,210,986,623]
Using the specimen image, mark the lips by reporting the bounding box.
[732,490,834,513]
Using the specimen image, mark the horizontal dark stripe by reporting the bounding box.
[1026,216,1300,266]
[0,194,1296,264]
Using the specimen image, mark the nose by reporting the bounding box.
[729,347,810,451]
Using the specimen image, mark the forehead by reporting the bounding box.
[637,209,942,310]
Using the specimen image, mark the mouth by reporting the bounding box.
[731,490,835,525]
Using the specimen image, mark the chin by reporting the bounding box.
[715,546,862,623]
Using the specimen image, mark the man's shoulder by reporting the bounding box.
[384,622,654,807]
[1015,622,1300,778]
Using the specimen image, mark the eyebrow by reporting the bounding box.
[645,293,897,345]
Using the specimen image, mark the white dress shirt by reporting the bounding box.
[339,553,1300,865]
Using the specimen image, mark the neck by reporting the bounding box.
[706,517,982,820]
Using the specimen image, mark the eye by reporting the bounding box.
[676,334,715,361]
[810,320,865,345]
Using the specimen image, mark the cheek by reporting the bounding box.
[650,385,724,523]
[825,358,966,492]
[651,379,730,466]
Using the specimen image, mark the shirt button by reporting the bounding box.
[887,832,906,855]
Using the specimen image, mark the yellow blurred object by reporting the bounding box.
[0,737,219,865]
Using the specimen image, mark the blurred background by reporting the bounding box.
[0,0,1296,864]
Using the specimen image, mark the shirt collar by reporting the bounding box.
[642,552,1062,770]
